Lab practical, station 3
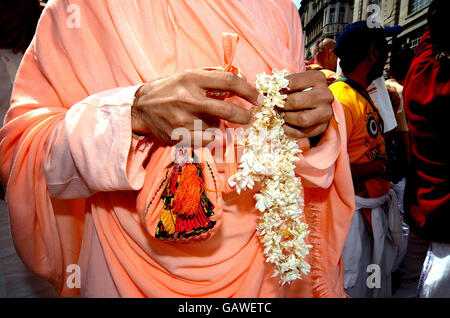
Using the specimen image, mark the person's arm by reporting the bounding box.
[350,160,388,184]
[44,84,149,199]
[45,69,265,200]
[130,70,259,144]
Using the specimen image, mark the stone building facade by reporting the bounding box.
[352,0,432,50]
[299,0,433,61]
[299,0,355,60]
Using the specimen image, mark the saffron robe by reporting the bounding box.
[0,0,354,297]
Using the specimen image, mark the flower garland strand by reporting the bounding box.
[228,69,312,285]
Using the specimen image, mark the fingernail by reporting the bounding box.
[257,93,264,106]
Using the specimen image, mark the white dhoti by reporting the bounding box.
[343,189,405,298]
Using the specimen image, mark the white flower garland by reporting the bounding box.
[228,69,312,285]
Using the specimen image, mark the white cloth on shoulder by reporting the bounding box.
[368,77,398,133]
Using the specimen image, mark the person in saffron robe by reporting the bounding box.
[0,0,354,297]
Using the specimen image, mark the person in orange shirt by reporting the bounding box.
[308,38,338,85]
[330,23,397,198]
[330,21,404,298]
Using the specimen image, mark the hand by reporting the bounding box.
[131,69,263,146]
[351,159,390,184]
[383,158,405,184]
[386,84,401,113]
[280,71,334,139]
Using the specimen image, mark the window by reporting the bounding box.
[330,7,336,24]
[409,0,432,13]
[338,6,345,23]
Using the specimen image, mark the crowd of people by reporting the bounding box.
[0,0,448,298]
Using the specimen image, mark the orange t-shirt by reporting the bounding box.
[330,80,391,198]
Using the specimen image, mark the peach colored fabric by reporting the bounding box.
[0,0,355,297]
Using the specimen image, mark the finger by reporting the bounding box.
[193,70,263,106]
[283,84,334,112]
[199,114,222,129]
[282,89,319,111]
[300,122,330,138]
[283,106,332,129]
[198,97,253,125]
[284,70,327,92]
[283,124,307,139]
[283,122,329,139]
